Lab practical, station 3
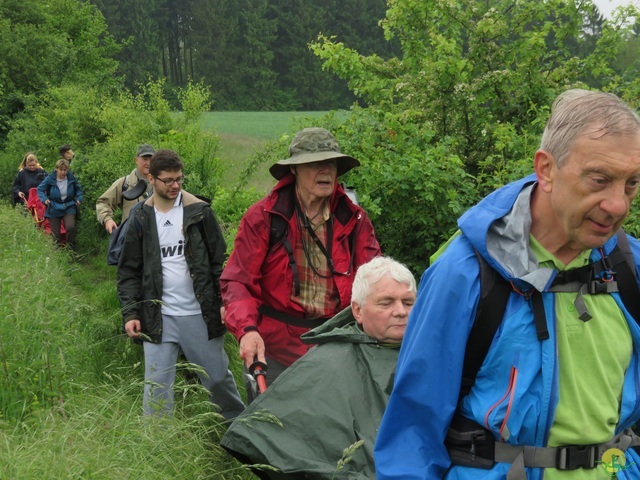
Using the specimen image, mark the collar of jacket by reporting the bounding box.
[143,190,205,209]
[270,173,356,227]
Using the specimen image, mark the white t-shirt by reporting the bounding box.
[154,193,201,316]
[57,179,68,201]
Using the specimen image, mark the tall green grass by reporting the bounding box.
[0,205,255,479]
[0,384,249,479]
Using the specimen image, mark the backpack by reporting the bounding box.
[461,228,640,395]
[106,201,143,266]
[121,176,148,202]
[446,229,640,468]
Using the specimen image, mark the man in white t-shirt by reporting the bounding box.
[117,149,244,418]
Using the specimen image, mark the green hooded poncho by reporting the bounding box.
[220,307,401,479]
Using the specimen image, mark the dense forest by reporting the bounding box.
[87,0,400,111]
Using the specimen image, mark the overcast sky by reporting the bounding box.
[592,0,638,18]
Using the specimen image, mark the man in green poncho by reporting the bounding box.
[221,256,417,479]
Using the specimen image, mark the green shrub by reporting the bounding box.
[309,0,640,272]
[1,79,229,256]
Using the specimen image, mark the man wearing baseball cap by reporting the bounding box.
[96,144,156,234]
[221,127,381,400]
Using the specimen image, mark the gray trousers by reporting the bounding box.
[143,313,245,419]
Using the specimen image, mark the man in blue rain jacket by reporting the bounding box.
[375,89,640,480]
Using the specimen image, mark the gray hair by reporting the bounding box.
[540,89,640,168]
[351,256,417,306]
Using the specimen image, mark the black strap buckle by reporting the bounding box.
[589,280,618,294]
[556,444,597,470]
[601,254,614,273]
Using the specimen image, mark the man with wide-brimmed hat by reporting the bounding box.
[221,127,381,399]
[96,144,156,234]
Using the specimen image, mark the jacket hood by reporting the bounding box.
[143,190,205,208]
[456,173,620,292]
[458,174,541,286]
[22,168,46,178]
[222,305,398,479]
[301,306,394,346]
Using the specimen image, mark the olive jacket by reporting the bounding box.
[221,307,400,479]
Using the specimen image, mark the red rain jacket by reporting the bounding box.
[221,174,381,366]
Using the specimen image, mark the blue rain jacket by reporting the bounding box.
[375,174,640,479]
[37,170,83,218]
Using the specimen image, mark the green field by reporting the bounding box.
[200,111,331,139]
[201,111,336,192]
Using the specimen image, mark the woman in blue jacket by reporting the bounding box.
[37,158,83,250]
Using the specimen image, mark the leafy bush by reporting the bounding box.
[0,0,119,137]
[320,108,473,274]
[309,0,640,273]
[1,79,232,254]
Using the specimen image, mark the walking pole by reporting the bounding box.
[249,359,268,394]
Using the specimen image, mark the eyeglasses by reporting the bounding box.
[154,176,185,186]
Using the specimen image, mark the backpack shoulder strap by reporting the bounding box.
[269,213,289,249]
[266,184,302,295]
[197,219,214,260]
[117,175,132,211]
[611,229,640,325]
[460,250,512,397]
[131,201,144,237]
[269,212,300,296]
[461,231,640,398]
[269,184,296,247]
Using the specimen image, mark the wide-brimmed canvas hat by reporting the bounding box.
[269,127,360,179]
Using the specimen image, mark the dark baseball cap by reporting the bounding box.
[136,144,155,157]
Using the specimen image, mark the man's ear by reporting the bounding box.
[351,300,364,325]
[290,165,296,175]
[534,149,555,193]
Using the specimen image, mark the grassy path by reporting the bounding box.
[0,205,254,479]
[0,111,345,478]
